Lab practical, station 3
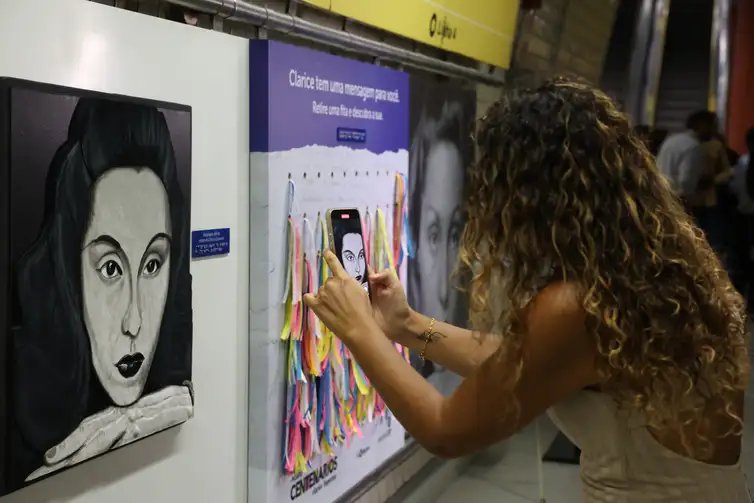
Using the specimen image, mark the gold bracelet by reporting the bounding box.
[419,317,436,361]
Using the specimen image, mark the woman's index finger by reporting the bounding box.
[324,249,349,280]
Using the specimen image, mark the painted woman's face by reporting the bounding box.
[81,167,171,406]
[417,140,464,322]
[342,232,367,286]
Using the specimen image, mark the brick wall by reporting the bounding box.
[511,0,619,87]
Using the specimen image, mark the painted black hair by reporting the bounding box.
[8,97,192,486]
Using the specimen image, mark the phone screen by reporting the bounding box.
[328,208,370,297]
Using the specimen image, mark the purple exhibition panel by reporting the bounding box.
[250,40,409,154]
[248,40,410,503]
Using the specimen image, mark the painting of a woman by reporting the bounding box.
[5,92,193,492]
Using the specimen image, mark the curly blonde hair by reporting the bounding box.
[460,78,750,458]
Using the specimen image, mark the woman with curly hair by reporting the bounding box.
[305,79,751,501]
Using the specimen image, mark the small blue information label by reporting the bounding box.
[191,228,230,259]
[336,127,367,144]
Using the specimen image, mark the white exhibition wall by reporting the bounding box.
[0,0,250,501]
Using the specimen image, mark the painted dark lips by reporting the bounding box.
[115,352,144,379]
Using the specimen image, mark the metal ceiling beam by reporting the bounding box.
[165,0,506,86]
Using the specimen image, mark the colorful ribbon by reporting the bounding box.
[397,173,415,262]
[283,199,414,475]
[376,208,411,365]
[374,208,396,273]
[282,213,306,474]
[393,174,405,269]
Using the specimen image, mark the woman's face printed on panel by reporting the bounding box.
[417,140,464,321]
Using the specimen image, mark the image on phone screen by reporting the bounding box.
[328,209,369,295]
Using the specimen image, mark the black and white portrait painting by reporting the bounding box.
[0,80,193,496]
[408,79,475,378]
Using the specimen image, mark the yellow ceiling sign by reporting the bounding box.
[302,0,330,9]
[302,0,520,68]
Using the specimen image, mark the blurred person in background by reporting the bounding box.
[729,128,754,311]
[649,128,668,156]
[722,133,742,167]
[711,133,739,274]
[692,132,732,255]
[656,111,722,239]
[306,79,751,503]
[656,111,716,205]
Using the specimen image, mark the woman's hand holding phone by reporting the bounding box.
[368,267,414,343]
[304,249,416,347]
[320,207,415,343]
[304,250,376,343]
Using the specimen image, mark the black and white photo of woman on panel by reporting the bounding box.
[9,97,193,487]
[408,85,475,376]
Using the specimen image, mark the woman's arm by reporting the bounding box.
[391,311,501,377]
[367,268,500,377]
[306,251,600,459]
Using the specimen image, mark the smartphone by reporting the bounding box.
[326,208,371,298]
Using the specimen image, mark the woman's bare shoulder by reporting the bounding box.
[521,281,597,371]
[527,281,585,326]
